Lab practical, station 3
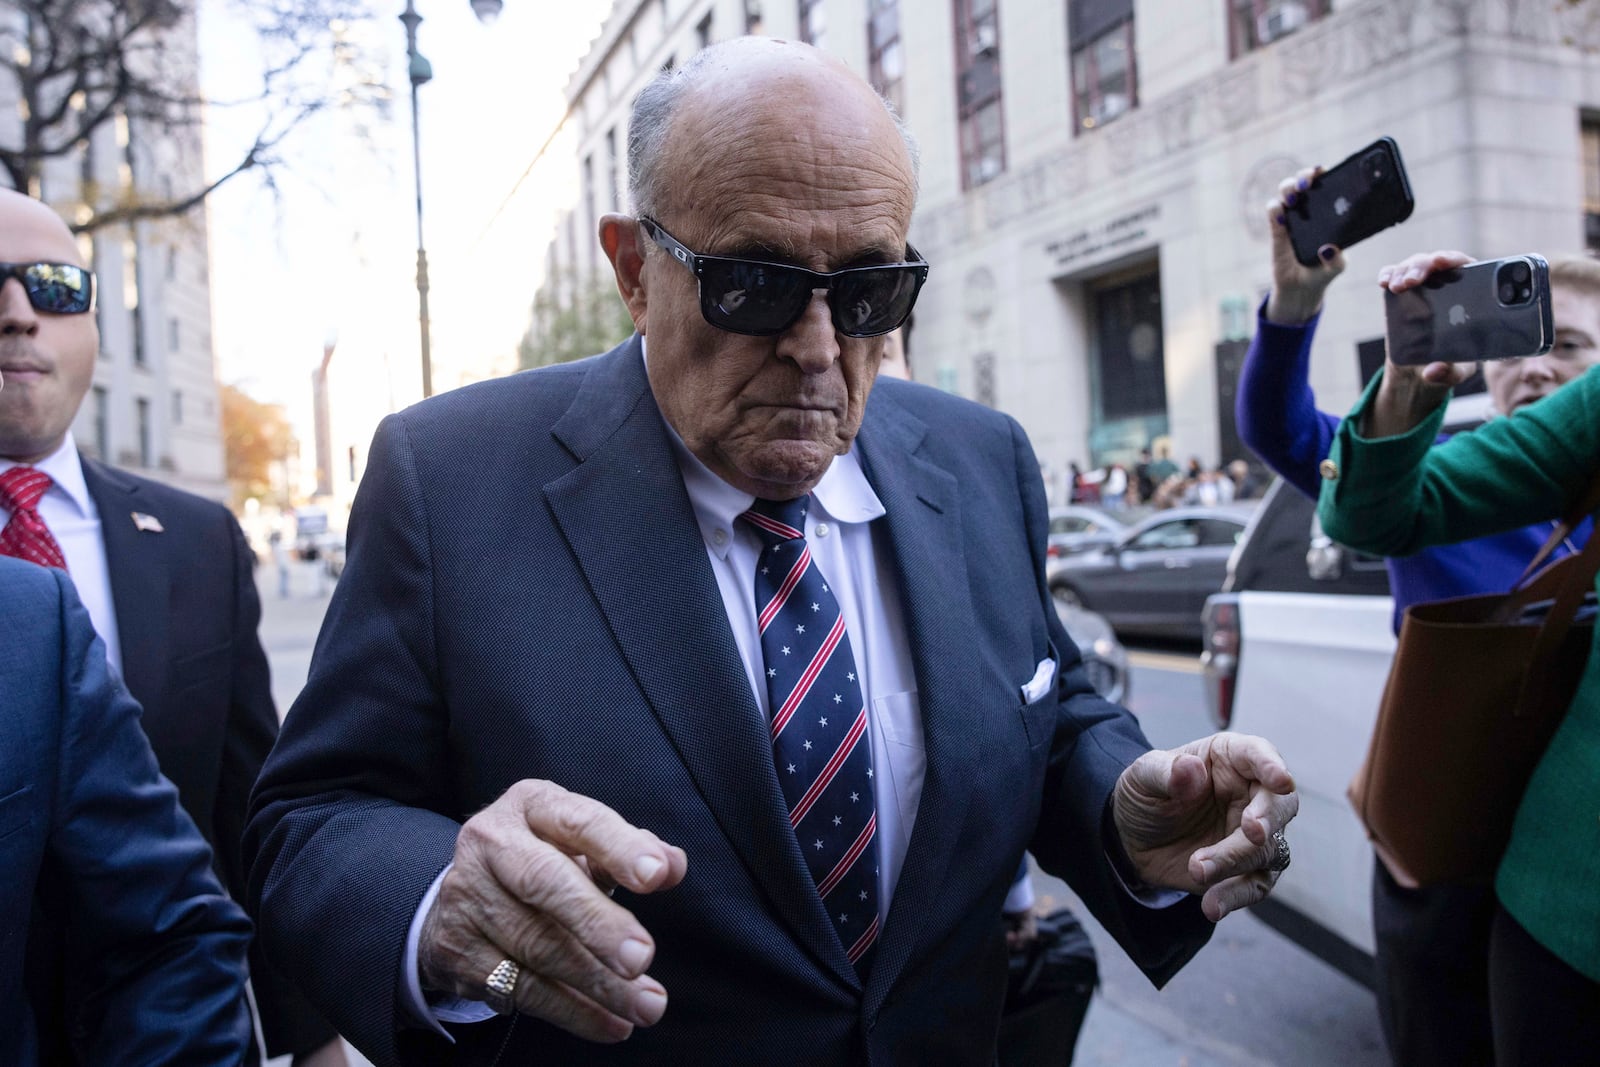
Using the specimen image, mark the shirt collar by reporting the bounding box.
[1,433,95,519]
[646,340,886,559]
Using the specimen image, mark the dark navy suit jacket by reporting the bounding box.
[27,459,335,1062]
[246,337,1211,1065]
[0,556,254,1066]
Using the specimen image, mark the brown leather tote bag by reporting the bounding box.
[1348,477,1600,888]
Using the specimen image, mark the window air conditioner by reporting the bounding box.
[1256,1,1308,45]
[971,23,997,58]
[1093,93,1129,125]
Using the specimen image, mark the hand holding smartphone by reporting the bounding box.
[1385,255,1553,365]
[1285,137,1415,267]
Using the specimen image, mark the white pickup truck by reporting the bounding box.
[1197,396,1490,985]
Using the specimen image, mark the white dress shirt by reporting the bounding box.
[1,434,124,673]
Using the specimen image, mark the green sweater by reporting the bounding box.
[1318,367,1600,981]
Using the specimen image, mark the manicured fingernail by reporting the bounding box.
[1319,245,1337,261]
[635,855,663,882]
[635,988,667,1026]
[1274,213,1287,227]
[1296,176,1309,191]
[618,938,652,976]
[1285,192,1299,207]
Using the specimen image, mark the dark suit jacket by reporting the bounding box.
[246,337,1211,1066]
[28,460,335,1058]
[0,557,254,1066]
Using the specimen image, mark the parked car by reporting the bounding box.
[1057,603,1130,705]
[1046,505,1135,560]
[1199,394,1492,988]
[1047,503,1257,642]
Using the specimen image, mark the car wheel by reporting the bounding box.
[1051,584,1085,612]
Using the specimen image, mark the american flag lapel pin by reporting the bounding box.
[131,511,165,533]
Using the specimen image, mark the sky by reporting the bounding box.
[198,0,613,440]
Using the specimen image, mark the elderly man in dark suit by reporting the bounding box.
[0,188,343,1064]
[246,39,1298,1065]
[0,554,254,1065]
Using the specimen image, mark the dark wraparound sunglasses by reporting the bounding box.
[640,217,927,338]
[0,262,95,315]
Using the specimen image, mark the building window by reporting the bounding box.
[581,153,596,254]
[92,386,109,460]
[799,0,826,48]
[124,238,146,367]
[136,397,151,469]
[1228,0,1328,58]
[868,0,904,115]
[1584,115,1600,254]
[1070,11,1135,133]
[745,0,764,33]
[167,317,179,351]
[172,389,183,426]
[696,12,713,50]
[955,0,1004,189]
[605,127,619,213]
[973,352,996,407]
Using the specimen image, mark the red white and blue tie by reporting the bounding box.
[0,466,67,570]
[743,495,879,974]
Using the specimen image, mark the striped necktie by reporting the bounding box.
[0,466,67,570]
[742,494,879,974]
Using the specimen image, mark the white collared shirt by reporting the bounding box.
[1,434,123,673]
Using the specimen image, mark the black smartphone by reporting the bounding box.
[1286,137,1415,267]
[1385,255,1554,365]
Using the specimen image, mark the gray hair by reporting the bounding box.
[625,46,920,223]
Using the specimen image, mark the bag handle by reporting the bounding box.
[1506,465,1600,715]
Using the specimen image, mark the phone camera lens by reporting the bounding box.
[1519,285,1532,302]
[1500,282,1516,303]
[1511,262,1531,284]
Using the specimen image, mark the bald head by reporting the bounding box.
[627,38,918,223]
[0,188,85,267]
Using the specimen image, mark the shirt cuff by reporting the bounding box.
[1002,869,1036,914]
[401,863,498,1036]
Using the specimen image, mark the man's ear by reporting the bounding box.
[600,213,650,335]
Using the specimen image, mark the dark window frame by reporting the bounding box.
[1226,0,1329,60]
[799,0,826,47]
[954,0,1005,190]
[1070,16,1136,135]
[868,0,904,116]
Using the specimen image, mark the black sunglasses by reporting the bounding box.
[0,261,95,315]
[639,217,927,338]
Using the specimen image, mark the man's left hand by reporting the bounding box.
[1112,732,1298,922]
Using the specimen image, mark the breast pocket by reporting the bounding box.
[1017,652,1060,750]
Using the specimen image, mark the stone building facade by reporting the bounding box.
[545,0,1600,485]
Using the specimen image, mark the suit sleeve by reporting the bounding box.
[245,414,465,1067]
[45,568,255,1067]
[1007,418,1213,987]
[211,515,340,1057]
[1234,303,1342,501]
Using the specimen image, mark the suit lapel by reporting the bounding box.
[543,342,858,988]
[852,394,988,1009]
[80,457,170,705]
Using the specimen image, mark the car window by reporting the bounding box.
[1052,516,1089,534]
[1226,479,1392,596]
[1129,519,1200,551]
[1197,519,1244,547]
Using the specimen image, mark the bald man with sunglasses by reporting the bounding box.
[247,39,1298,1066]
[0,188,345,1067]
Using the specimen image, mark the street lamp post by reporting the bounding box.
[400,0,503,399]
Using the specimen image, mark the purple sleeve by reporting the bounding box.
[1235,300,1343,501]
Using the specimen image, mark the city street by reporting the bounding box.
[257,568,1384,1066]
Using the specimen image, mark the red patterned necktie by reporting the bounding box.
[0,466,67,570]
[743,495,879,975]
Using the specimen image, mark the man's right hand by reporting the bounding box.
[1264,166,1346,326]
[417,779,688,1043]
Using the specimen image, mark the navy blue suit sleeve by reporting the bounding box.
[44,567,255,1066]
[1007,418,1212,987]
[1235,302,1343,501]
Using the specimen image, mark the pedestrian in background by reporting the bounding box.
[0,188,345,1067]
[1235,163,1600,1066]
[1320,246,1600,1066]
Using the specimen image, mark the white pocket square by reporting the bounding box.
[1020,657,1057,703]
